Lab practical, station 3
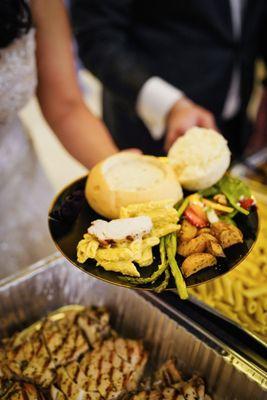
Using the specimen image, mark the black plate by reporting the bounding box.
[48,176,259,290]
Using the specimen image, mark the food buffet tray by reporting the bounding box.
[186,153,267,349]
[0,254,266,399]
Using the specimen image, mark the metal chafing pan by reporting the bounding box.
[185,153,267,349]
[0,254,266,399]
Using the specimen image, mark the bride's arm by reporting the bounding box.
[31,0,118,169]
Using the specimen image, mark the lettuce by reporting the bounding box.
[217,175,251,215]
[199,186,219,198]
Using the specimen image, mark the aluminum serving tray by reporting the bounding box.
[187,156,267,349]
[0,254,266,399]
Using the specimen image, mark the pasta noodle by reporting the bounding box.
[246,298,257,314]
[189,200,267,340]
[213,279,224,301]
[233,280,243,312]
[221,276,234,305]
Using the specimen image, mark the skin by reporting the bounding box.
[164,97,217,151]
[31,0,218,160]
[31,0,119,169]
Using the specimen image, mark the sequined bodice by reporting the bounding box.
[0,29,37,125]
[0,29,55,278]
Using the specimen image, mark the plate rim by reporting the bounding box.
[48,175,260,290]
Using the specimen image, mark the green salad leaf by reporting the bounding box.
[198,186,219,198]
[217,175,251,215]
[219,213,237,226]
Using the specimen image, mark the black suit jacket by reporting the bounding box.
[71,0,267,156]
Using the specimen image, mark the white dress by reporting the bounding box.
[0,29,55,278]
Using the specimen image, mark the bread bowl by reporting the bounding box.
[85,153,183,219]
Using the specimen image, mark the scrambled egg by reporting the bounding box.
[120,200,180,237]
[77,200,180,277]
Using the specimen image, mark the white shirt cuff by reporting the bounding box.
[136,76,184,140]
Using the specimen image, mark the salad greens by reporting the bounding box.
[217,175,251,215]
[199,186,219,198]
[199,175,251,216]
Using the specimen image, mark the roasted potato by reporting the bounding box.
[213,193,228,205]
[211,221,243,249]
[179,219,198,241]
[210,221,227,239]
[198,233,217,243]
[181,253,217,277]
[206,240,225,257]
[197,228,211,235]
[177,234,207,257]
[219,228,243,249]
[177,233,219,257]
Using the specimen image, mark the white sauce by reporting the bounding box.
[88,216,153,241]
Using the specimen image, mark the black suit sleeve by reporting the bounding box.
[70,0,151,108]
[259,3,267,83]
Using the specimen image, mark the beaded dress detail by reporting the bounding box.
[0,30,55,278]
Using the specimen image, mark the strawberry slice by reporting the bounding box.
[184,204,209,228]
[239,197,254,210]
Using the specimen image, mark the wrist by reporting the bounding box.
[166,97,193,123]
[172,97,193,111]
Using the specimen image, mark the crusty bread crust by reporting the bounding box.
[85,153,183,219]
[168,128,231,191]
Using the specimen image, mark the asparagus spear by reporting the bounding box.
[154,268,170,293]
[170,231,177,255]
[119,238,168,285]
[165,234,188,299]
[176,198,189,220]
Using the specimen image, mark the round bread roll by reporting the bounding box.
[86,153,183,219]
[168,127,231,191]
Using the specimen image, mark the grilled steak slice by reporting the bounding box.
[21,332,55,387]
[50,384,67,400]
[42,314,88,367]
[130,360,185,400]
[0,345,11,381]
[131,361,211,400]
[42,307,111,368]
[0,332,34,380]
[181,376,206,400]
[77,307,111,348]
[52,337,147,400]
[64,361,89,389]
[1,381,45,400]
[77,338,148,399]
[1,328,55,388]
[0,379,14,397]
[53,366,102,400]
[152,360,183,389]
[130,380,209,400]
